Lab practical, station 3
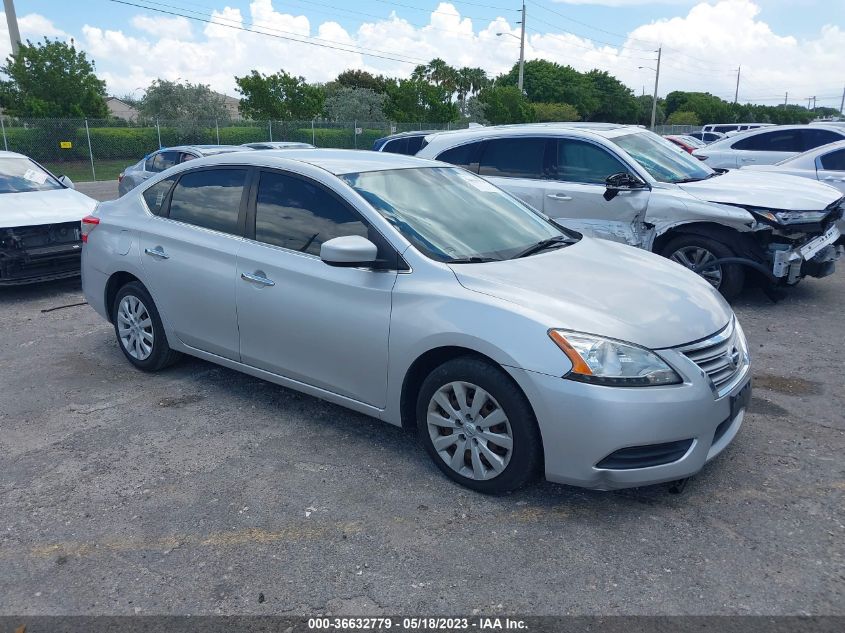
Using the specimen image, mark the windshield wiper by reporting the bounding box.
[675,172,721,184]
[511,235,576,259]
[446,256,502,264]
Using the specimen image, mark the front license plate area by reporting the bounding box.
[730,380,752,419]
[800,225,840,260]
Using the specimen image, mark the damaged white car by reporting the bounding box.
[0,151,98,285]
[418,123,843,299]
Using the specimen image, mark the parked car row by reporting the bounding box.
[81,148,751,494]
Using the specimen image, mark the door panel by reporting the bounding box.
[236,244,395,407]
[543,138,651,247]
[138,168,248,360]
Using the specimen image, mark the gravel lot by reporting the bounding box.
[1,185,843,615]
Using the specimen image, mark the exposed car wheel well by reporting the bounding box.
[399,347,535,434]
[652,222,757,256]
[104,272,142,322]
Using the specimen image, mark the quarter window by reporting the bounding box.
[436,142,480,169]
[142,177,176,216]
[800,129,843,151]
[168,169,247,234]
[555,139,627,184]
[820,148,845,171]
[382,138,409,155]
[478,138,547,179]
[254,171,368,256]
[148,151,180,173]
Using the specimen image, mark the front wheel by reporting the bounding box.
[416,357,542,494]
[661,234,745,300]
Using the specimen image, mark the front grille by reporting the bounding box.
[596,439,694,470]
[675,319,748,396]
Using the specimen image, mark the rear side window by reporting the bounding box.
[436,142,480,169]
[254,171,368,256]
[800,129,843,152]
[732,130,802,152]
[406,136,425,155]
[142,177,176,216]
[555,139,627,184]
[478,138,547,179]
[168,169,247,234]
[148,151,180,173]
[382,138,409,155]
[820,148,845,171]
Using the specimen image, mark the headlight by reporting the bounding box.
[749,208,829,225]
[548,330,682,387]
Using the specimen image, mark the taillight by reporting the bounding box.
[81,215,99,243]
[118,172,124,183]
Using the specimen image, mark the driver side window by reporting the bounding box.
[554,139,628,184]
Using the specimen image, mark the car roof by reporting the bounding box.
[376,130,439,141]
[0,150,34,160]
[159,145,249,155]
[423,122,642,147]
[242,141,315,148]
[184,148,444,175]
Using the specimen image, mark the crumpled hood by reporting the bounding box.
[678,169,840,210]
[0,188,98,228]
[450,237,732,350]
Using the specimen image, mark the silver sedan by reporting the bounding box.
[81,150,751,493]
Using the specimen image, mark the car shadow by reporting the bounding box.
[0,277,82,303]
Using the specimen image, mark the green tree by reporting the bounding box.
[584,70,639,123]
[324,87,387,121]
[635,95,665,127]
[334,69,388,94]
[235,70,325,120]
[533,102,580,122]
[139,79,231,122]
[0,38,107,118]
[666,111,701,126]
[384,78,458,123]
[498,60,597,119]
[477,85,534,125]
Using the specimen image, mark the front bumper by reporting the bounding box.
[0,241,82,285]
[771,222,841,283]
[507,364,750,490]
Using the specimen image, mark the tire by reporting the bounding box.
[660,234,745,301]
[112,281,181,371]
[416,356,542,494]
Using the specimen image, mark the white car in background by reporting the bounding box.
[418,123,844,299]
[692,124,845,169]
[0,151,98,285]
[701,123,774,135]
[743,140,845,240]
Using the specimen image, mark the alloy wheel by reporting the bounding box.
[117,295,154,360]
[670,245,723,288]
[427,381,513,481]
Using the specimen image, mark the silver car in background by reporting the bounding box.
[118,145,251,197]
[241,141,316,150]
[82,149,750,493]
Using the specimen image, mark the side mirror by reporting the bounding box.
[320,235,378,267]
[604,172,646,201]
[58,175,75,189]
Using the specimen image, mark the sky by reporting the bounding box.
[2,0,843,109]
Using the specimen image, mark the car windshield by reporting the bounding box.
[612,131,715,184]
[0,157,63,194]
[340,167,573,262]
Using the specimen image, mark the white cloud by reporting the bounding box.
[2,1,843,109]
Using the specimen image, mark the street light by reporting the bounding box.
[494,1,526,93]
[639,48,662,131]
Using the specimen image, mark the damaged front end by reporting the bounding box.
[0,222,82,285]
[740,197,844,285]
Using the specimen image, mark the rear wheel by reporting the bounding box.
[661,234,745,300]
[416,357,542,494]
[112,281,181,371]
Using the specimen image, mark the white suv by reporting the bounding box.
[692,124,845,169]
[418,123,843,299]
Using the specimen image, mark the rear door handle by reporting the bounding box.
[144,247,169,259]
[241,271,275,287]
[547,193,573,201]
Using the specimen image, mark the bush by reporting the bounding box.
[532,102,580,122]
[666,111,700,126]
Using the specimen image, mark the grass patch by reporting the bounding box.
[42,160,128,183]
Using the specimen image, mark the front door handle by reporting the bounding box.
[144,247,169,259]
[547,193,573,201]
[241,271,275,287]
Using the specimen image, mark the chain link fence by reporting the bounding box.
[654,124,701,135]
[0,117,470,182]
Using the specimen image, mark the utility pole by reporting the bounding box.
[807,96,813,110]
[813,96,817,111]
[784,92,788,106]
[733,66,741,103]
[517,1,526,94]
[650,47,662,131]
[840,84,844,115]
[3,0,21,56]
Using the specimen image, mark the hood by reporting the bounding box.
[451,237,732,350]
[0,188,98,228]
[678,169,840,210]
